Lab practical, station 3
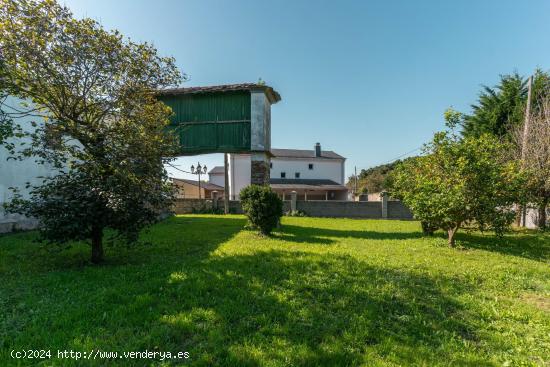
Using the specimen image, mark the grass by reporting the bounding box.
[0,215,549,366]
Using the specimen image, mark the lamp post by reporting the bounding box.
[191,162,208,199]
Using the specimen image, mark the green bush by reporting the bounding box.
[240,185,283,235]
[285,210,308,217]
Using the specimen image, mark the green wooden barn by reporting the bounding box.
[157,83,281,185]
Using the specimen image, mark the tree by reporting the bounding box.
[0,64,20,149]
[240,185,283,235]
[0,0,182,263]
[392,132,525,247]
[460,71,550,139]
[514,93,550,230]
[461,73,526,138]
[348,160,410,195]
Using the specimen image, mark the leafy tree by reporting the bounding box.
[0,0,182,263]
[392,132,525,247]
[240,185,283,235]
[0,64,19,148]
[460,71,550,139]
[348,160,410,195]
[443,107,464,130]
[514,93,550,230]
[453,70,550,229]
[461,73,526,138]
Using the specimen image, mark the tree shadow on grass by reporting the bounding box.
[158,250,494,366]
[0,216,531,366]
[453,230,550,262]
[271,224,423,245]
[0,215,248,273]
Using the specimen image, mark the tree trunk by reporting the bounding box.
[515,204,523,227]
[91,226,104,264]
[539,198,548,231]
[447,225,459,248]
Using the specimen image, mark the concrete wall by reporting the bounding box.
[294,200,382,218]
[173,198,244,214]
[387,200,414,219]
[0,97,58,233]
[173,198,413,219]
[522,205,550,229]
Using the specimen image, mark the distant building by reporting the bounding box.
[207,143,348,200]
[207,166,225,187]
[171,178,224,199]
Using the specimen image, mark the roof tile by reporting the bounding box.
[157,83,281,104]
[271,148,344,159]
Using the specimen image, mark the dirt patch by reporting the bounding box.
[522,293,550,312]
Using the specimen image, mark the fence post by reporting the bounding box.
[290,191,297,212]
[381,191,388,219]
[211,190,219,210]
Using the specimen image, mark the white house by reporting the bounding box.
[209,143,348,200]
[207,166,225,187]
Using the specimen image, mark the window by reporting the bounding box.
[270,162,273,169]
[295,172,300,178]
[281,172,286,178]
[308,163,314,170]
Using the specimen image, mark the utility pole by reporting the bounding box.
[224,153,229,214]
[521,76,533,162]
[354,166,357,200]
[518,75,533,227]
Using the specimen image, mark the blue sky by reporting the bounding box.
[64,0,550,180]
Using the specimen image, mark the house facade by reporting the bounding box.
[210,143,348,200]
[207,166,225,187]
[171,178,225,199]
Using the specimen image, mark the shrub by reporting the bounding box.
[392,132,526,247]
[285,210,308,217]
[240,185,283,235]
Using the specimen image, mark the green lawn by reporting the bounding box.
[1,215,549,366]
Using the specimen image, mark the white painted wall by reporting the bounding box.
[0,97,58,232]
[228,154,251,199]
[228,153,345,199]
[522,206,549,229]
[270,158,345,184]
[208,172,225,187]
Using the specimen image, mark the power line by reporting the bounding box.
[352,145,423,175]
[166,162,192,175]
[380,146,423,165]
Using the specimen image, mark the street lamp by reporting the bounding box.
[191,162,208,199]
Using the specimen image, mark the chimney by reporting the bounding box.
[314,142,321,157]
